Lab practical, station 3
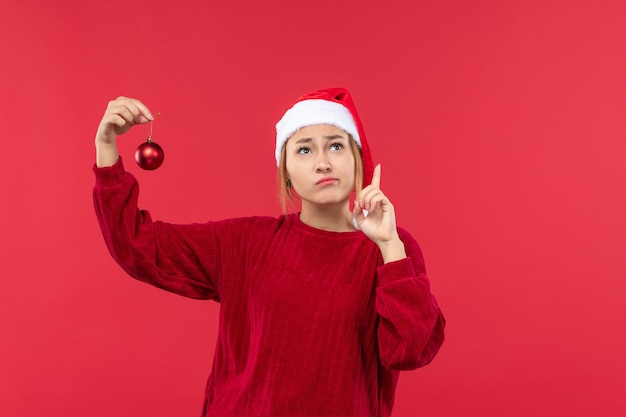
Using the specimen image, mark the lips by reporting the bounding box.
[316,176,338,185]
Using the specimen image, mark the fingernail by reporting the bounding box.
[147,113,154,121]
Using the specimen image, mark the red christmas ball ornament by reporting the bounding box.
[135,137,164,170]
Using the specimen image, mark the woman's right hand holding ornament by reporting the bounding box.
[95,97,154,167]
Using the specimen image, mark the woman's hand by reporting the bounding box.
[96,96,154,144]
[95,97,154,167]
[353,164,407,263]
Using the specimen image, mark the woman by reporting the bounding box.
[93,87,445,417]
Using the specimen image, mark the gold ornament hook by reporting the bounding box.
[148,112,162,140]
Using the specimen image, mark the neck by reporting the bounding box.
[299,201,355,232]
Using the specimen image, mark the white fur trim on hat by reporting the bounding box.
[275,99,361,166]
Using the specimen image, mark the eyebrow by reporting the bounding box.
[295,134,347,144]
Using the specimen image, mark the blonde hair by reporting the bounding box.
[278,134,363,213]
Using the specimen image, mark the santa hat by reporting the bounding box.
[275,87,374,183]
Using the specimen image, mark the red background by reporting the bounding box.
[1,1,625,416]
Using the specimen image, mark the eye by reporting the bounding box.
[298,146,311,154]
[330,143,343,151]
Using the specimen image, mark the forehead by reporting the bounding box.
[288,124,349,141]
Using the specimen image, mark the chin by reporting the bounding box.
[297,187,352,207]
[307,195,350,207]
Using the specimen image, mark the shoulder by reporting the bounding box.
[153,215,289,241]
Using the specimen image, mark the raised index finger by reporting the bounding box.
[371,164,381,188]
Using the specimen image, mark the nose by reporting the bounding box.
[315,152,331,172]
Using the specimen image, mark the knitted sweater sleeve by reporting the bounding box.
[92,158,220,301]
[375,228,446,370]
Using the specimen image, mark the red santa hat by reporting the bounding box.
[275,87,374,183]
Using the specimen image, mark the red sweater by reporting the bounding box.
[93,158,445,417]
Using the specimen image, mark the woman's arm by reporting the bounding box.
[93,97,220,300]
[93,158,220,300]
[354,164,445,368]
[375,228,446,370]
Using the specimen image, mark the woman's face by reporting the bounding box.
[285,124,356,208]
